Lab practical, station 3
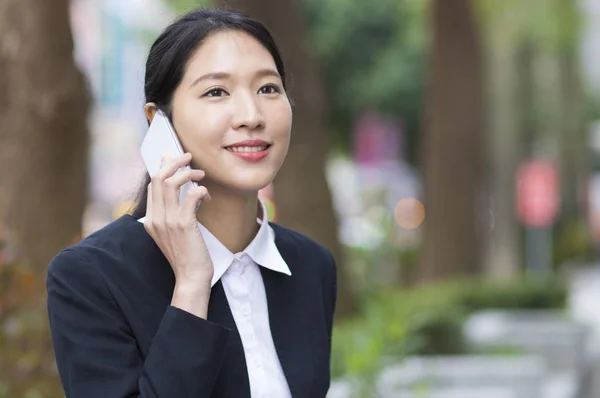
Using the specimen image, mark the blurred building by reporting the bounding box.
[70,0,172,234]
[326,112,421,250]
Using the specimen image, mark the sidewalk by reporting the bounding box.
[568,265,600,397]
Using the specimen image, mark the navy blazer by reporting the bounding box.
[46,214,337,398]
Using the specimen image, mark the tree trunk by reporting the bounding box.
[484,35,521,280]
[212,0,357,318]
[558,48,586,221]
[516,42,537,157]
[0,0,89,270]
[419,0,485,281]
[0,0,89,393]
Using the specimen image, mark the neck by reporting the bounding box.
[195,184,260,254]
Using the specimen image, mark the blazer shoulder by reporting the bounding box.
[47,215,154,279]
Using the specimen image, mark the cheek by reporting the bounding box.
[270,101,293,138]
[178,104,229,151]
[272,109,292,164]
[196,106,229,136]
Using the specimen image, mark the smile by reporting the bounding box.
[226,145,269,153]
[224,144,272,162]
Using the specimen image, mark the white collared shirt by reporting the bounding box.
[139,198,292,398]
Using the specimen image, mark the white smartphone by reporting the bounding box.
[140,109,199,206]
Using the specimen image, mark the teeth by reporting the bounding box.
[227,145,268,153]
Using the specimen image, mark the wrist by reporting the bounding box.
[171,280,212,319]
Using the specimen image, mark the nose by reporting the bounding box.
[232,92,265,130]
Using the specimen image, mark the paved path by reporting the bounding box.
[568,265,600,398]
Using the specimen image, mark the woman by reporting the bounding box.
[46,8,337,398]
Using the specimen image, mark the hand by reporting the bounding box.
[143,153,213,317]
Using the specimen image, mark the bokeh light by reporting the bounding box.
[262,197,277,222]
[394,198,425,230]
[113,200,136,219]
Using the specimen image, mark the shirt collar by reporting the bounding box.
[197,197,291,287]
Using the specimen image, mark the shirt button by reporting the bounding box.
[230,261,245,275]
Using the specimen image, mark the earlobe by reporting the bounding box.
[144,103,157,123]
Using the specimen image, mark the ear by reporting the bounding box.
[144,103,158,123]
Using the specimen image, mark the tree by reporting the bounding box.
[303,0,428,164]
[418,0,485,281]
[0,0,89,394]
[0,0,89,272]
[478,0,523,280]
[210,0,357,317]
[554,0,585,218]
[479,0,591,270]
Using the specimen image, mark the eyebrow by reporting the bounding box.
[189,69,281,88]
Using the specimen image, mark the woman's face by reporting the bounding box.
[169,29,292,194]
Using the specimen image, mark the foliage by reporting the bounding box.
[0,254,64,398]
[330,282,463,397]
[331,282,459,379]
[553,219,595,267]
[166,0,209,13]
[477,0,583,52]
[302,0,428,163]
[331,276,568,385]
[402,306,466,356]
[458,276,568,312]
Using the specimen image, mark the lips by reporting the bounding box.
[224,140,272,162]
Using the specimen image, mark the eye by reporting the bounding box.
[203,88,228,97]
[258,84,281,95]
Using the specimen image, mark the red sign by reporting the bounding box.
[516,160,560,228]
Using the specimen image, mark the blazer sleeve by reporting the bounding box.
[46,248,230,398]
[325,249,337,340]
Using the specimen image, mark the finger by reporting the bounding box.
[151,155,186,220]
[181,185,211,218]
[145,181,154,221]
[155,153,192,182]
[151,173,167,229]
[143,181,157,237]
[163,169,203,217]
[165,169,206,187]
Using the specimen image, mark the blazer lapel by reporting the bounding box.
[261,231,316,398]
[207,281,251,396]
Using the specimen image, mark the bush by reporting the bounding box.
[331,275,568,383]
[553,218,594,267]
[331,282,465,380]
[0,258,64,398]
[458,277,568,312]
[403,306,466,356]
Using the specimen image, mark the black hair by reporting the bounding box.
[130,8,287,219]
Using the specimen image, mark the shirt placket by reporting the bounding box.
[229,257,271,397]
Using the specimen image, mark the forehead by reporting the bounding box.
[184,30,277,78]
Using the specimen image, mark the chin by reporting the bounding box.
[233,177,274,193]
[218,171,276,194]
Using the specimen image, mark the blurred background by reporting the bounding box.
[2,0,600,397]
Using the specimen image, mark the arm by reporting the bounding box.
[325,249,337,345]
[46,249,230,398]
